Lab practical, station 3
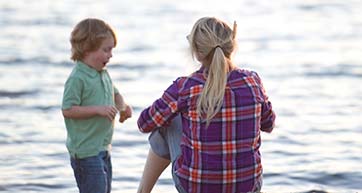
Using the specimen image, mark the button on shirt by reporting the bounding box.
[138,67,276,193]
[62,61,119,159]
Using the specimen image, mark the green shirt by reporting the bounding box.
[62,61,119,159]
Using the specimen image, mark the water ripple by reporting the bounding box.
[6,183,68,191]
[301,190,330,193]
[303,63,362,78]
[289,171,362,190]
[0,90,39,98]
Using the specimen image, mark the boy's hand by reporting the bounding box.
[119,105,132,123]
[97,106,118,121]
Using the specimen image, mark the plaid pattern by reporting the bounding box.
[138,67,275,193]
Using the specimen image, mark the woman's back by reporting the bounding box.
[172,67,275,192]
[137,17,275,193]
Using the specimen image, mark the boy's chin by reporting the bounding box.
[100,63,107,69]
[95,66,106,72]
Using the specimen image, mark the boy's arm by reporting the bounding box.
[62,105,118,121]
[115,93,132,123]
[62,77,118,121]
[114,93,126,111]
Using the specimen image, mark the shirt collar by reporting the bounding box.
[76,61,99,78]
[197,66,206,74]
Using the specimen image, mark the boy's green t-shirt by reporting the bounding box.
[62,61,119,159]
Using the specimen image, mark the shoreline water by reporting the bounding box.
[1,1,362,192]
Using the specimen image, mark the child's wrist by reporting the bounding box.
[120,103,127,111]
[94,106,102,116]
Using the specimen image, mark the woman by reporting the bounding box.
[137,17,276,193]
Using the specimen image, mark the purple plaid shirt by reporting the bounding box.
[138,67,275,193]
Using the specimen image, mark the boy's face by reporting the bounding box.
[83,37,115,71]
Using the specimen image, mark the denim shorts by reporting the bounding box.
[70,151,112,193]
[148,115,187,193]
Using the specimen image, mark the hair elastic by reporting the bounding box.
[232,21,237,39]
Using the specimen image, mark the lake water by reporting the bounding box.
[0,0,361,192]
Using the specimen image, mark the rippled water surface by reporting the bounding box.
[0,0,361,192]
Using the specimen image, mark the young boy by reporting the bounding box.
[61,18,132,193]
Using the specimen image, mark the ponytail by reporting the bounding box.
[189,17,237,127]
[197,47,228,126]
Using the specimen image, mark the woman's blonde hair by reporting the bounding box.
[70,18,117,61]
[188,17,237,126]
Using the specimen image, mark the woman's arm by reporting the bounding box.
[253,72,276,133]
[138,79,180,133]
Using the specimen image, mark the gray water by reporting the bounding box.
[0,0,361,192]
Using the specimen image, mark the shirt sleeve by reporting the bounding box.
[113,85,119,95]
[62,77,83,110]
[137,79,180,133]
[252,72,276,133]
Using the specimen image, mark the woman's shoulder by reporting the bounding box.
[230,67,260,79]
[175,69,205,83]
[227,67,265,88]
[169,70,204,93]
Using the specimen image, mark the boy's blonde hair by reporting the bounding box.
[188,17,237,126]
[70,18,117,61]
